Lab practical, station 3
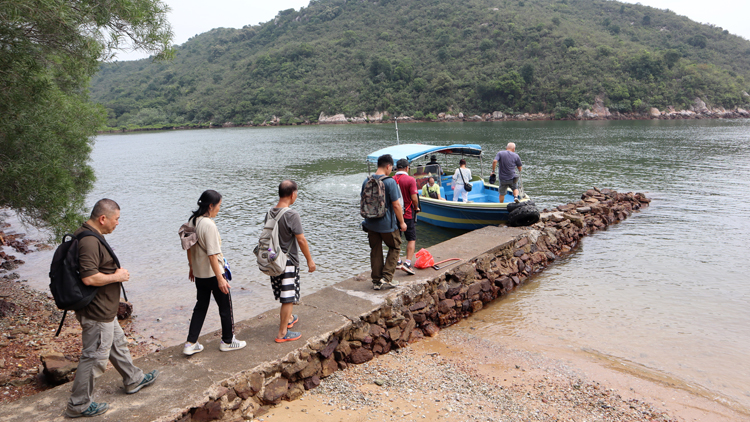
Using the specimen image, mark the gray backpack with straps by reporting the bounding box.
[254,208,293,277]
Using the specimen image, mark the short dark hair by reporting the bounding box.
[279,179,298,198]
[377,154,394,169]
[459,159,467,166]
[90,199,120,219]
[396,158,409,170]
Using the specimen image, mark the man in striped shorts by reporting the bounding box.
[267,180,316,343]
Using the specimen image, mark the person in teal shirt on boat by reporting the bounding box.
[361,154,407,290]
[421,176,442,200]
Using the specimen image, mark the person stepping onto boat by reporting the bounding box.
[360,154,407,290]
[491,142,523,203]
[393,158,419,276]
[265,180,316,343]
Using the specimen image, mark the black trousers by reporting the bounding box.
[187,276,234,344]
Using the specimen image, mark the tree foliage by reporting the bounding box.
[0,0,173,237]
[90,0,750,129]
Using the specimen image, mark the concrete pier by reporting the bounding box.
[3,188,649,422]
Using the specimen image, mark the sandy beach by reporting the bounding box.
[254,327,747,422]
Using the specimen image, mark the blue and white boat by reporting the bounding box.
[366,144,533,230]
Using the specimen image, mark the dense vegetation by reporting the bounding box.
[92,0,750,127]
[0,0,172,236]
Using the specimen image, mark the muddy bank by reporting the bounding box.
[0,212,161,404]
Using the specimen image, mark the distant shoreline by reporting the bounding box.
[99,107,750,134]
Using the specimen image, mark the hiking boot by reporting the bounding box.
[372,280,384,290]
[388,279,400,288]
[183,342,204,356]
[219,336,247,352]
[65,402,109,418]
[125,370,159,394]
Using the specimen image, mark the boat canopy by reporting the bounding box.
[366,144,483,164]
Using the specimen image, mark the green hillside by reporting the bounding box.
[90,0,750,127]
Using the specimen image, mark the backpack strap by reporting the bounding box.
[76,230,127,303]
[55,310,68,337]
[265,208,298,253]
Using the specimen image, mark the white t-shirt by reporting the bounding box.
[452,167,472,186]
[190,216,224,278]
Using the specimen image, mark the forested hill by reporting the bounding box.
[90,0,750,127]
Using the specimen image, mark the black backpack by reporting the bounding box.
[49,231,126,336]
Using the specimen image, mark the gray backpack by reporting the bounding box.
[254,208,293,277]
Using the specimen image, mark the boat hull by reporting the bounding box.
[418,197,511,230]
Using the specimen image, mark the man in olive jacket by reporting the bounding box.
[66,199,158,418]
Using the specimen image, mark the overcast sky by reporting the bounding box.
[114,0,750,61]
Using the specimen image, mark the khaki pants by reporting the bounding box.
[367,229,402,283]
[67,313,143,414]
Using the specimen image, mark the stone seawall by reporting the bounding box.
[176,188,650,422]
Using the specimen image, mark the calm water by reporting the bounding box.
[17,119,750,412]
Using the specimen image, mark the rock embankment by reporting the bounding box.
[176,188,649,421]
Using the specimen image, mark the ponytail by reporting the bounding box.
[190,190,222,225]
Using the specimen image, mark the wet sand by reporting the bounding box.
[256,328,747,422]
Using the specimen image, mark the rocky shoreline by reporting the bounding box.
[98,95,749,133]
[0,212,161,404]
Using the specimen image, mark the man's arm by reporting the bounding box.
[81,268,130,286]
[410,193,420,212]
[392,200,407,231]
[517,165,522,173]
[295,233,316,273]
[492,159,498,173]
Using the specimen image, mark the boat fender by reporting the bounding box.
[507,200,535,213]
[507,204,540,227]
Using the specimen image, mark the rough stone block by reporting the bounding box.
[408,301,427,312]
[262,377,288,404]
[423,322,439,337]
[369,323,385,337]
[298,358,322,379]
[466,282,482,297]
[319,336,340,359]
[471,300,483,312]
[350,347,374,364]
[192,401,223,422]
[321,356,338,378]
[285,382,305,401]
[387,326,401,341]
[438,299,455,314]
[303,376,321,390]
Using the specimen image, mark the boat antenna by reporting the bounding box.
[395,116,400,145]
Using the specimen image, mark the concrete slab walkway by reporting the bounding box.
[3,226,524,421]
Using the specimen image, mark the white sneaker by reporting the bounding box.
[183,342,204,356]
[219,336,247,352]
